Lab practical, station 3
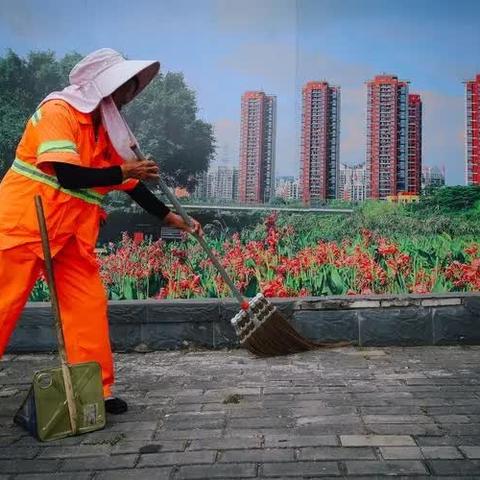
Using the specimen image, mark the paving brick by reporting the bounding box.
[188,436,262,451]
[363,415,433,424]
[428,459,480,475]
[298,446,376,460]
[0,447,39,459]
[359,406,424,415]
[153,429,223,440]
[37,445,111,459]
[227,407,291,419]
[110,440,185,454]
[415,435,459,446]
[460,446,480,459]
[380,446,423,459]
[60,454,137,471]
[291,406,356,417]
[223,428,291,438]
[13,474,91,480]
[109,421,158,432]
[264,434,338,448]
[163,418,224,430]
[323,478,433,480]
[432,414,471,423]
[346,460,428,475]
[219,448,294,463]
[295,424,368,435]
[256,478,342,480]
[0,459,59,474]
[439,424,480,436]
[138,450,216,467]
[177,463,257,479]
[13,434,84,447]
[421,446,463,459]
[0,436,20,446]
[227,417,290,428]
[86,429,154,442]
[94,467,173,480]
[296,414,362,426]
[365,423,442,436]
[262,461,339,477]
[341,435,416,446]
[465,414,480,422]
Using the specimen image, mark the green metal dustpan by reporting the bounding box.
[14,362,106,441]
[14,196,105,441]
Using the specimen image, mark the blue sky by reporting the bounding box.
[1,0,479,185]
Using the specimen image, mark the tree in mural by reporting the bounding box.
[0,50,215,186]
[124,72,215,190]
[0,50,82,178]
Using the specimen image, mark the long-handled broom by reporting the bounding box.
[132,145,346,356]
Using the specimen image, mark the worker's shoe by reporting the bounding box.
[105,397,128,414]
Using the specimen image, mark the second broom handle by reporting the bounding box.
[131,145,246,306]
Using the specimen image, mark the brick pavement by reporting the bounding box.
[1,346,480,478]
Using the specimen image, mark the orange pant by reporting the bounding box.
[0,237,114,397]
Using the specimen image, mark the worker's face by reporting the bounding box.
[112,77,139,110]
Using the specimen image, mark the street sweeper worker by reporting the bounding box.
[0,48,202,414]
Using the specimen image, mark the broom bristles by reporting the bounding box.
[231,293,349,357]
[241,309,349,357]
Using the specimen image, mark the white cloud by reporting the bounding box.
[0,0,43,38]
[219,41,297,92]
[213,0,296,35]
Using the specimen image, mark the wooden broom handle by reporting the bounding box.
[34,195,78,434]
[131,145,248,308]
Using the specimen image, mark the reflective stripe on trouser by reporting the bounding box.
[0,238,114,397]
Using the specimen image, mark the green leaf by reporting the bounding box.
[244,277,258,297]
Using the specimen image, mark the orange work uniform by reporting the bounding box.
[0,99,137,397]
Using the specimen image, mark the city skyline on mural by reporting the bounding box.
[1,0,479,185]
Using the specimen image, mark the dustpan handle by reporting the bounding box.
[34,195,78,434]
[131,145,248,309]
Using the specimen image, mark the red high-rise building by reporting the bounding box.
[408,94,422,194]
[366,75,409,199]
[300,81,340,204]
[466,74,480,185]
[238,91,276,203]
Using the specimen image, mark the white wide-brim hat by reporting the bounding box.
[43,48,160,113]
[71,48,160,99]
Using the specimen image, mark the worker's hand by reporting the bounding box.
[164,212,204,237]
[121,160,159,181]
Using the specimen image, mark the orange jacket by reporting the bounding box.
[0,99,138,259]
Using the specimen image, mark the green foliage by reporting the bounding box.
[0,50,82,178]
[272,193,480,245]
[415,185,480,212]
[268,196,287,206]
[124,72,215,189]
